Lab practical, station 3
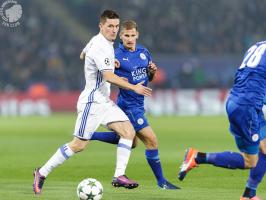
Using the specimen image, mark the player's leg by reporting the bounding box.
[102,102,138,189]
[241,119,266,200]
[178,100,259,181]
[33,138,89,194]
[241,150,266,200]
[90,106,138,147]
[178,148,255,181]
[90,131,120,144]
[107,121,138,189]
[33,102,98,194]
[35,138,88,177]
[90,131,138,148]
[137,126,179,189]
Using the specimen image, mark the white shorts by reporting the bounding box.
[73,101,129,140]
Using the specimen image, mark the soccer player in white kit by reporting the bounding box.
[33,10,152,195]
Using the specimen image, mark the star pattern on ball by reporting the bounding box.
[87,180,97,187]
[78,185,84,193]
[86,191,96,200]
[99,188,103,195]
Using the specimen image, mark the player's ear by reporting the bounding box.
[136,31,139,39]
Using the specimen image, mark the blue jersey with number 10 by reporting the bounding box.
[230,41,266,110]
[114,42,152,109]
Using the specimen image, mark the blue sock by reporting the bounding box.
[244,152,266,198]
[90,131,120,144]
[145,149,165,185]
[202,151,245,169]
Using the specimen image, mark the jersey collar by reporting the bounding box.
[98,33,114,45]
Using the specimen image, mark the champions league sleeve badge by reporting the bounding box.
[104,58,110,66]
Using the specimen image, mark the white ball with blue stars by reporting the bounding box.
[77,178,103,200]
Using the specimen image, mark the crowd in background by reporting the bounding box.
[65,0,265,54]
[0,0,265,91]
[0,1,83,91]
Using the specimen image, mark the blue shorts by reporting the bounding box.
[260,120,266,141]
[226,98,265,154]
[121,107,149,132]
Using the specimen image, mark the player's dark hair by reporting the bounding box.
[121,20,138,31]
[100,10,119,24]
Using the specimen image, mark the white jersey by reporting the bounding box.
[78,33,115,104]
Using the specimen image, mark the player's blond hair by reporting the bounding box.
[120,20,138,31]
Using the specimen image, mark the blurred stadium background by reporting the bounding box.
[1,0,266,116]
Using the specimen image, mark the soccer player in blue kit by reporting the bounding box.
[91,20,179,189]
[178,41,266,200]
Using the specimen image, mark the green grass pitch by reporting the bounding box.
[0,114,266,200]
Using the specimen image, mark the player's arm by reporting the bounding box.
[114,59,128,81]
[147,61,157,82]
[102,70,152,97]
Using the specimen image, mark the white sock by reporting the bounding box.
[39,143,74,177]
[114,138,133,177]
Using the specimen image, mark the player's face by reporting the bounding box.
[99,18,120,42]
[120,28,139,51]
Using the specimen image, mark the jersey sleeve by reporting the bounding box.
[145,49,152,64]
[92,47,114,71]
[82,43,89,53]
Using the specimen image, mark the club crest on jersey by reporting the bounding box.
[104,58,110,66]
[137,118,144,125]
[252,134,259,142]
[140,53,146,60]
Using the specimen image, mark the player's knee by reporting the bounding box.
[245,162,257,169]
[120,123,135,140]
[146,143,158,149]
[123,130,135,140]
[147,141,158,149]
[244,157,258,168]
[260,148,266,155]
[259,141,266,154]
[144,138,158,149]
[148,136,158,149]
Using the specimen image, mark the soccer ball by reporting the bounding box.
[77,178,103,200]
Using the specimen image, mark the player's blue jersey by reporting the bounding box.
[115,42,152,109]
[230,41,266,110]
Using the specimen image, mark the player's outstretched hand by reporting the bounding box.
[115,59,120,68]
[134,81,152,97]
[148,62,157,74]
[80,52,85,60]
